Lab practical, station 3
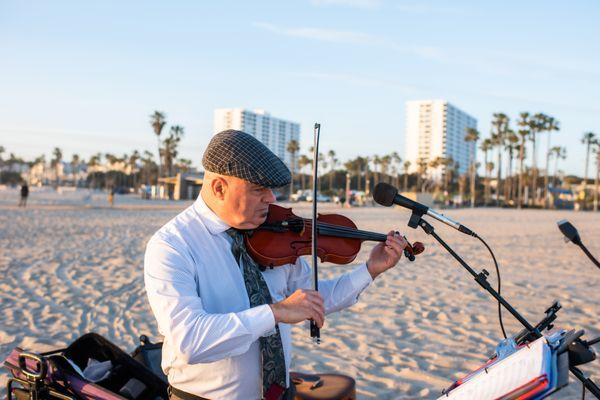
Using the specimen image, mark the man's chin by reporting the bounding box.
[256,214,268,225]
[238,215,267,230]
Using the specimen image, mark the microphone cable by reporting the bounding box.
[474,233,507,340]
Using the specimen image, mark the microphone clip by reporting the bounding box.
[408,210,424,229]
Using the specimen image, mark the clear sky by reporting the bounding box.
[1,0,598,176]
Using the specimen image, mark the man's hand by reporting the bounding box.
[366,231,408,280]
[269,289,325,328]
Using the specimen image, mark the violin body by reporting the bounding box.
[245,204,364,268]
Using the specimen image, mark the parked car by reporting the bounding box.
[305,193,332,202]
[290,190,331,202]
[290,190,310,202]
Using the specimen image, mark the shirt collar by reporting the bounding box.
[193,194,231,235]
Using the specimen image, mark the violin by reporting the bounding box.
[244,204,425,268]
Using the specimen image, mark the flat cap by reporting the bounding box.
[202,130,291,188]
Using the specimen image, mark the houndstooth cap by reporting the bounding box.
[202,130,291,188]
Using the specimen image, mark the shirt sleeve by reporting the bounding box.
[286,257,373,314]
[144,235,276,364]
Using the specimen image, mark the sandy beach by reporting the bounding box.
[1,187,599,399]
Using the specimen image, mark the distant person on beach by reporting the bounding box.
[18,183,29,207]
[108,188,114,207]
[144,130,409,400]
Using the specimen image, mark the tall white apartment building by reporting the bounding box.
[405,100,477,179]
[213,108,300,168]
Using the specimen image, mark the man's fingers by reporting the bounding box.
[304,291,325,310]
[306,303,324,328]
[388,232,408,248]
[385,245,402,260]
[308,296,325,316]
[310,304,325,328]
[386,237,406,255]
[290,289,325,327]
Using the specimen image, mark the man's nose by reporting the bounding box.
[265,189,276,203]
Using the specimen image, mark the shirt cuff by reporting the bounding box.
[349,263,373,292]
[240,304,276,340]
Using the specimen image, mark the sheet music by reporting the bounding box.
[438,337,550,399]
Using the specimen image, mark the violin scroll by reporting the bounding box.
[403,237,425,262]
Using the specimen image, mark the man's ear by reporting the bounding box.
[211,176,228,200]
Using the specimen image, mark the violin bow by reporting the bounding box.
[310,123,321,344]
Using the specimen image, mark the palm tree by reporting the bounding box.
[428,157,442,194]
[402,160,411,192]
[443,157,455,194]
[372,155,381,187]
[297,154,311,191]
[480,139,492,205]
[85,153,98,189]
[582,132,597,207]
[343,159,355,205]
[0,145,5,167]
[529,113,546,204]
[354,156,368,191]
[390,152,402,187]
[503,131,518,204]
[33,155,45,166]
[516,113,531,208]
[141,151,157,185]
[70,154,80,186]
[51,147,63,188]
[104,153,120,189]
[380,154,392,184]
[594,142,600,212]
[163,125,184,177]
[491,113,509,205]
[319,155,328,192]
[286,140,300,197]
[150,111,167,178]
[485,161,495,204]
[176,158,193,173]
[416,158,428,192]
[363,156,371,195]
[128,150,141,191]
[465,127,480,207]
[550,146,567,187]
[542,116,560,208]
[306,146,322,192]
[458,173,467,206]
[327,150,338,191]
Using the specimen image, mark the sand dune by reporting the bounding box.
[1,187,598,399]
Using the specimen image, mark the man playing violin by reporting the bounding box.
[144,130,408,400]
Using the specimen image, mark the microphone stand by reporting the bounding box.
[405,211,600,398]
[578,242,600,269]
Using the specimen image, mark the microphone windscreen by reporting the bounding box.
[557,219,580,244]
[373,182,397,207]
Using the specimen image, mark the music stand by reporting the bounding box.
[406,210,600,398]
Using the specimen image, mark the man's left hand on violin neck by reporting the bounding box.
[366,231,409,280]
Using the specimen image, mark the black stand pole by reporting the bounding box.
[579,242,600,269]
[409,212,600,398]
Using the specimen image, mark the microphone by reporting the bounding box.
[557,219,582,245]
[557,219,600,269]
[373,182,476,237]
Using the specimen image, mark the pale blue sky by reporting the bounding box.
[1,0,598,176]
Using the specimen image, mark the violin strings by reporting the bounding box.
[309,221,385,240]
[282,219,386,242]
[290,219,380,238]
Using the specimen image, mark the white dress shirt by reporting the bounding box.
[144,195,373,400]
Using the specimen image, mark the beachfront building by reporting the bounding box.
[213,108,300,168]
[404,100,477,180]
